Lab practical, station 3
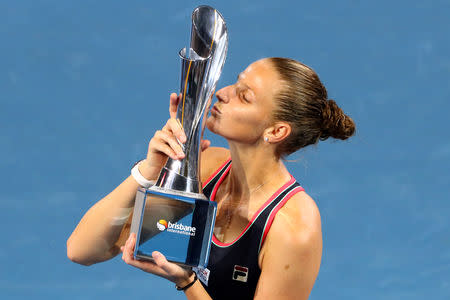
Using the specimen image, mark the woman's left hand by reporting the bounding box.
[121,233,195,287]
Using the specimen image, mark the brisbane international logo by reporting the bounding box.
[155,218,196,236]
[156,219,168,231]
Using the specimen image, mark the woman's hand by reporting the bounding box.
[121,233,195,287]
[139,93,211,179]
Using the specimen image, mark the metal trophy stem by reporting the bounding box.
[156,6,228,195]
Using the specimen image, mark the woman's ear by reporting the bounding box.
[264,122,291,143]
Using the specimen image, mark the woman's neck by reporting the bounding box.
[224,142,291,201]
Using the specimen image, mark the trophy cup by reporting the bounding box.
[130,6,228,268]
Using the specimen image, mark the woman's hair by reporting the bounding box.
[268,57,356,158]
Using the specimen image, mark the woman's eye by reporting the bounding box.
[239,92,248,102]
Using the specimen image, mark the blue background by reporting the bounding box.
[1,0,449,299]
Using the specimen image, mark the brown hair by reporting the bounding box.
[268,57,356,158]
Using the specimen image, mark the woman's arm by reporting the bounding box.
[66,164,158,265]
[67,93,189,265]
[254,192,322,300]
[66,91,225,266]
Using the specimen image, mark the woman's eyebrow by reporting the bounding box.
[237,73,251,90]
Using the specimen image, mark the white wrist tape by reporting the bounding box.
[131,160,154,189]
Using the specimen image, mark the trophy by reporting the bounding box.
[130,6,228,268]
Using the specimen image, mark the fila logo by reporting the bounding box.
[232,265,249,282]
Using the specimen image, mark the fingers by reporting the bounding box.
[121,233,137,263]
[201,139,211,152]
[150,126,210,160]
[150,118,186,160]
[149,92,208,162]
[152,251,183,277]
[165,118,186,144]
[121,234,165,276]
[169,93,181,119]
[151,130,185,160]
[121,234,187,283]
[121,233,136,265]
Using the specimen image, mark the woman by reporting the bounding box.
[67,57,355,299]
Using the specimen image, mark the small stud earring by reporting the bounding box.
[264,137,269,142]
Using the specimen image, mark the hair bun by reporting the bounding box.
[320,99,356,141]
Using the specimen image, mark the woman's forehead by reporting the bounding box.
[240,60,281,95]
[242,59,270,78]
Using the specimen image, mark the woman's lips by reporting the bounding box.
[211,105,221,114]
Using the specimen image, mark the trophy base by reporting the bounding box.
[131,186,217,268]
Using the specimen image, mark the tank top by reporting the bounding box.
[195,159,305,300]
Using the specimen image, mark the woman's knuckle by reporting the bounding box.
[164,145,173,153]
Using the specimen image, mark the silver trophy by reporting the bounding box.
[131,6,228,267]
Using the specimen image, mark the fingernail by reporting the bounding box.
[176,136,185,145]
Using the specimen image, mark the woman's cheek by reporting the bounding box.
[205,108,263,141]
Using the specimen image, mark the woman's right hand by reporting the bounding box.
[139,93,210,179]
[145,93,187,167]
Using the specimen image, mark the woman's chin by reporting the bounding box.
[206,117,218,133]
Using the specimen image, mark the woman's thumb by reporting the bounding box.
[152,251,177,274]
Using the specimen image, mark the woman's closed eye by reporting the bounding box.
[239,90,251,103]
[239,91,247,102]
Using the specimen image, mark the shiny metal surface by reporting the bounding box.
[156,6,228,195]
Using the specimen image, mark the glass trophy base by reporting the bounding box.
[130,186,217,268]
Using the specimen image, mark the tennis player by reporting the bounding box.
[67,57,355,299]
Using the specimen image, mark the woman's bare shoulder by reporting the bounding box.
[256,191,322,299]
[200,147,230,183]
[282,191,321,232]
[264,191,322,254]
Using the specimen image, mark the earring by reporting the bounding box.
[264,136,269,142]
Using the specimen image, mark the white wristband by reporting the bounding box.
[131,160,154,188]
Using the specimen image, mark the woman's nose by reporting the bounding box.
[215,86,230,103]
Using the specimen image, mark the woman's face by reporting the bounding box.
[206,59,282,144]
